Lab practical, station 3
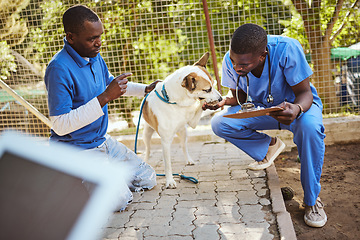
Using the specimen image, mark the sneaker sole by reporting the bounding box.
[304,214,327,228]
[248,139,286,171]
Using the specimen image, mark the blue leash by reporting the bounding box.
[134,93,149,154]
[134,86,198,184]
[155,173,199,184]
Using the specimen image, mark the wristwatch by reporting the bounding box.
[296,104,304,119]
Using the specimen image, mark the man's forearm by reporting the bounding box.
[123,82,146,97]
[50,98,104,136]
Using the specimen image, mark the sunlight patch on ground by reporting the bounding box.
[280,167,300,174]
[108,119,128,132]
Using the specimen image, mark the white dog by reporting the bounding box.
[141,53,222,188]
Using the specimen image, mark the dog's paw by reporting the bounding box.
[186,160,195,165]
[186,158,195,165]
[166,179,177,189]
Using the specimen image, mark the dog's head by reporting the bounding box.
[180,52,222,105]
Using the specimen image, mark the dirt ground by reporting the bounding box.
[276,141,360,240]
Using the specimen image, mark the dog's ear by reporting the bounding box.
[181,74,197,92]
[194,52,210,67]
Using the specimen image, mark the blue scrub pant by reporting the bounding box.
[211,103,325,206]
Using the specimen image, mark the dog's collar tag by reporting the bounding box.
[154,84,176,104]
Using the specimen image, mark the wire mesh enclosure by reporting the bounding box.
[1,0,359,137]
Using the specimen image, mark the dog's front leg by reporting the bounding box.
[177,126,194,165]
[143,123,154,162]
[161,139,176,188]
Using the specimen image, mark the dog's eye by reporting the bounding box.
[203,87,212,93]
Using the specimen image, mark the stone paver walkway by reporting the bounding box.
[101,138,295,240]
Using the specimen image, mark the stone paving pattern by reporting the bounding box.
[101,140,280,240]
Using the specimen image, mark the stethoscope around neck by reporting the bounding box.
[236,47,274,109]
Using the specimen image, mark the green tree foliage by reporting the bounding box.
[0,0,29,80]
[90,1,190,81]
[0,41,16,80]
[29,1,65,67]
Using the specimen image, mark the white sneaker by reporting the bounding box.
[248,137,285,170]
[304,197,327,227]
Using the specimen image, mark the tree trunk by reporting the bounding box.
[293,0,340,113]
[309,38,339,113]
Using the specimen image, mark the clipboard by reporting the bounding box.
[224,106,284,119]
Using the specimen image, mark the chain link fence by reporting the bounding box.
[1,0,359,137]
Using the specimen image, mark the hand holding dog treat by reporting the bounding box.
[202,98,226,110]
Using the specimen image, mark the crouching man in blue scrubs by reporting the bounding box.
[203,23,327,227]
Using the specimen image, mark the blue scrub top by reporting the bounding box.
[45,38,114,149]
[221,35,322,108]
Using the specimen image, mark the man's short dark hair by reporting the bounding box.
[230,23,267,55]
[62,5,99,34]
